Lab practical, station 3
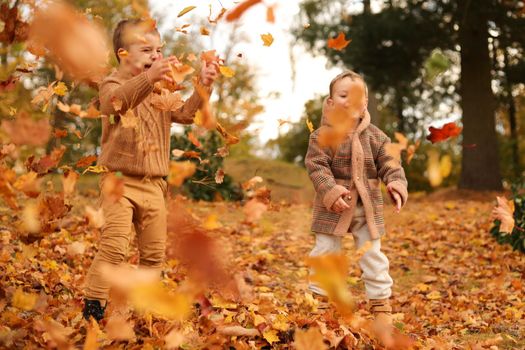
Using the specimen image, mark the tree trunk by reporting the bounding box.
[458,0,502,190]
[502,42,521,179]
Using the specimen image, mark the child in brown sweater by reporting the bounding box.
[82,18,218,321]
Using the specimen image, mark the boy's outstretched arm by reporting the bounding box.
[170,61,218,124]
[376,135,409,209]
[305,129,349,211]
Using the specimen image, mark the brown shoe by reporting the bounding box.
[369,299,394,346]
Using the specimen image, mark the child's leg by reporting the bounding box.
[308,233,342,296]
[351,218,393,300]
[84,185,134,303]
[135,177,167,273]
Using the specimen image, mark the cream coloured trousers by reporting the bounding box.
[308,203,393,300]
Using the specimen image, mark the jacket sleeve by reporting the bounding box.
[305,128,348,211]
[376,134,408,206]
[99,72,154,116]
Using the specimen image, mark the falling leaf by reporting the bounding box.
[306,118,314,133]
[0,75,19,92]
[215,169,225,184]
[426,122,462,143]
[85,205,104,228]
[215,146,229,158]
[1,112,51,146]
[187,132,202,148]
[169,63,195,84]
[101,173,124,204]
[165,329,186,349]
[427,150,452,187]
[226,0,263,22]
[111,96,123,112]
[75,155,97,168]
[53,81,67,96]
[151,90,184,111]
[294,327,327,350]
[168,161,196,187]
[219,65,235,78]
[266,5,276,23]
[492,196,515,233]
[62,169,79,197]
[200,26,210,35]
[120,109,139,129]
[178,6,197,18]
[14,171,41,198]
[243,198,267,223]
[22,201,40,233]
[54,129,68,139]
[306,254,355,316]
[82,165,109,174]
[201,50,220,65]
[328,32,351,51]
[66,241,86,257]
[105,315,135,341]
[261,33,274,46]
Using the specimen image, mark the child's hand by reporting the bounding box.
[386,184,402,213]
[331,191,351,213]
[199,60,219,86]
[146,56,179,84]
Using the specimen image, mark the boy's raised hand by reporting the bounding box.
[146,56,180,84]
[331,190,352,213]
[199,60,219,86]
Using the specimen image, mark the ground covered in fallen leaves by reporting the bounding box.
[0,188,524,349]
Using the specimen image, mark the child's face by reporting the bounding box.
[328,77,367,119]
[119,31,163,76]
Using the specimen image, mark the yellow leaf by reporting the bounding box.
[439,154,452,178]
[306,118,314,133]
[202,214,222,230]
[272,314,290,331]
[414,283,430,292]
[177,6,197,17]
[263,329,280,344]
[168,161,196,187]
[219,65,235,78]
[12,289,38,310]
[426,290,442,300]
[53,81,68,96]
[306,254,354,316]
[130,283,192,320]
[82,165,108,174]
[252,313,266,326]
[261,33,274,46]
[294,327,327,350]
[494,196,515,233]
[194,110,203,126]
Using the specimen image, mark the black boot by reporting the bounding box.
[82,299,106,322]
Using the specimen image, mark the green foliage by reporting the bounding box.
[268,96,323,165]
[171,130,243,202]
[490,182,525,254]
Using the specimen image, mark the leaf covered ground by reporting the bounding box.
[0,188,524,350]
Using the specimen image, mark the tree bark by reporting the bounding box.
[458,0,502,190]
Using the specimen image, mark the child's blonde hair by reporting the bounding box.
[329,70,369,98]
[113,19,160,63]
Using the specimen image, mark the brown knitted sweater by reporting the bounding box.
[97,69,208,177]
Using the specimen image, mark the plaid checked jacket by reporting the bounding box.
[305,101,408,239]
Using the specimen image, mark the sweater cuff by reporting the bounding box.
[387,180,408,207]
[322,185,348,211]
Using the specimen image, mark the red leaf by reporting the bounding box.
[426,122,462,143]
[75,155,97,168]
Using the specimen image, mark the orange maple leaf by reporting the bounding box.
[328,32,351,51]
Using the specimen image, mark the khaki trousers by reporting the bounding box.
[84,174,168,302]
[308,203,393,300]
